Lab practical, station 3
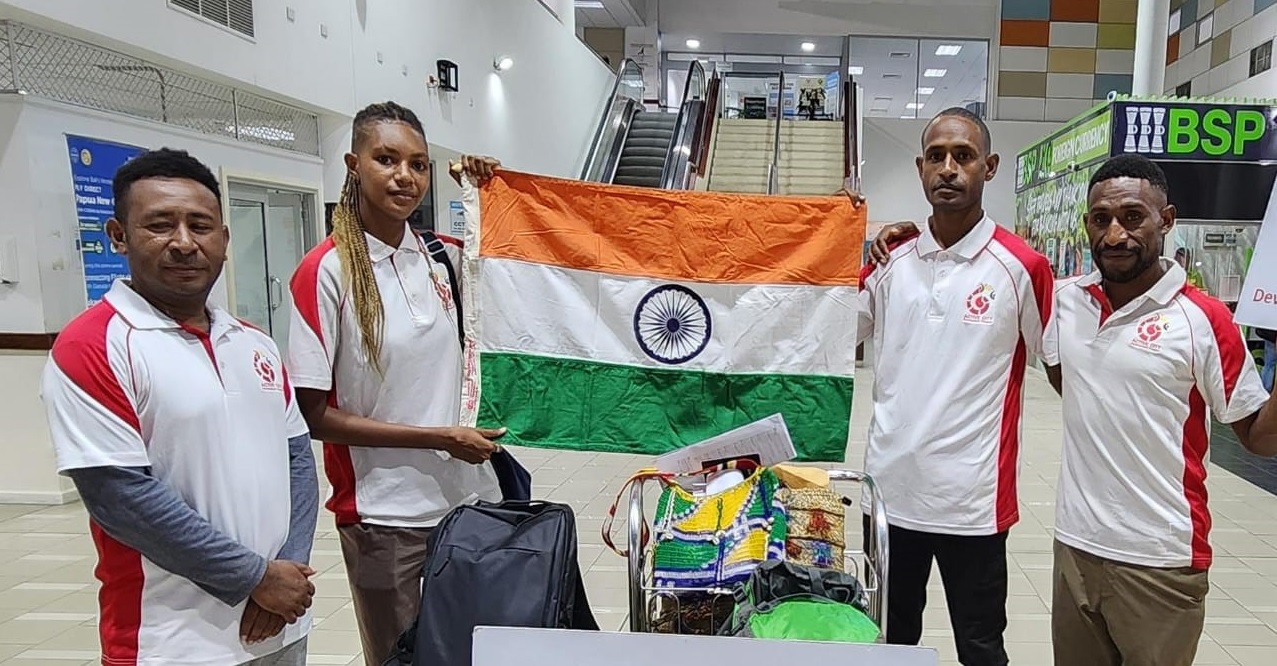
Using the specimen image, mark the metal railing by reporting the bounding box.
[0,20,320,156]
[658,60,708,190]
[766,71,786,195]
[580,58,644,182]
[844,78,861,193]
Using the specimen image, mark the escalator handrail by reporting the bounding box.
[658,60,708,189]
[581,58,644,180]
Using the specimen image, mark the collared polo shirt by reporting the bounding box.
[857,216,1054,536]
[1045,260,1269,569]
[287,225,499,528]
[42,280,310,665]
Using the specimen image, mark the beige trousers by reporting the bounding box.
[338,523,433,666]
[1052,540,1209,666]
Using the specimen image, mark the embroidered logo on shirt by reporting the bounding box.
[430,270,456,311]
[253,350,284,392]
[1131,314,1171,352]
[963,284,997,325]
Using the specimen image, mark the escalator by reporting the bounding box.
[580,59,715,190]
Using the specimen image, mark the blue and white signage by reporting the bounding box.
[66,135,145,305]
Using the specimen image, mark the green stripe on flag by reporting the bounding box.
[476,352,852,462]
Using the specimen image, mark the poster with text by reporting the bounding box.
[1015,164,1099,279]
[1235,182,1277,330]
[67,135,145,306]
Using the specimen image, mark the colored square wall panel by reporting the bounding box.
[1259,0,1277,13]
[1099,0,1139,23]
[1049,47,1099,72]
[1095,49,1135,73]
[1050,21,1099,47]
[1003,0,1052,20]
[1212,29,1232,66]
[1000,46,1050,71]
[1181,0,1199,23]
[1052,0,1101,22]
[1097,22,1138,48]
[999,70,1049,97]
[1093,72,1133,97]
[1001,19,1052,46]
[1168,33,1181,63]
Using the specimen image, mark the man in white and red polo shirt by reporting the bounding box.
[857,107,1054,666]
[1044,154,1277,666]
[42,148,318,665]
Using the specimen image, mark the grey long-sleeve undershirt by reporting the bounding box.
[66,433,319,607]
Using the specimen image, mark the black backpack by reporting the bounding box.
[383,500,599,666]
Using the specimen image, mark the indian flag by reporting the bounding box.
[458,172,865,462]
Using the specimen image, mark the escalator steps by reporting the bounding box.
[614,112,679,188]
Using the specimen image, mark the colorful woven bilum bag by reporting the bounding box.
[604,460,788,589]
[781,486,847,570]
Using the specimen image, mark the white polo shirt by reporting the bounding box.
[857,216,1054,535]
[42,280,311,666]
[1045,261,1269,569]
[287,226,499,528]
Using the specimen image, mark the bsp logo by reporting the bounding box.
[1126,105,1268,157]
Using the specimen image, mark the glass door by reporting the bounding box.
[227,182,316,355]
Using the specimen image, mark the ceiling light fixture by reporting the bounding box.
[924,68,948,77]
[494,56,514,72]
[917,87,935,95]
[574,1,605,8]
[906,102,925,110]
[849,66,864,75]
[934,44,963,56]
[801,42,816,52]
[686,38,701,49]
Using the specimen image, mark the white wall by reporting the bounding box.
[327,0,613,196]
[860,118,1063,230]
[657,0,998,39]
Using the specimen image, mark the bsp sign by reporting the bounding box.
[1117,102,1277,161]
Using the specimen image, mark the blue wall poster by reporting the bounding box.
[66,135,145,305]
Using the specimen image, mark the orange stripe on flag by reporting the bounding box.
[478,171,866,286]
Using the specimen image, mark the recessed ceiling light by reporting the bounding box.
[901,114,916,118]
[686,38,701,49]
[849,66,864,75]
[906,102,925,110]
[917,87,935,95]
[574,1,605,7]
[889,51,912,59]
[935,44,963,56]
[801,42,816,52]
[924,68,948,77]
[882,73,902,79]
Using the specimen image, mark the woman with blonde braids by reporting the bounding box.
[286,101,504,665]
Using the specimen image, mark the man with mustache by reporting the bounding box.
[855,107,1054,665]
[1041,154,1277,665]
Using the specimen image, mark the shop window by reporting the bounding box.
[1197,13,1214,47]
[1252,41,1274,78]
[1176,81,1192,97]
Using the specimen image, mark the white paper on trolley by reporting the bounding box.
[655,413,797,474]
[1236,183,1277,330]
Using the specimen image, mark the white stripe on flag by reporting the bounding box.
[477,257,859,376]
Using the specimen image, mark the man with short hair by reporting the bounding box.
[1044,153,1277,665]
[856,107,1054,665]
[42,148,319,665]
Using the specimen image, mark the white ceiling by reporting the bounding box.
[660,32,988,119]
[574,0,645,28]
[655,0,998,40]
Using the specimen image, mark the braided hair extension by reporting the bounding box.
[330,102,428,375]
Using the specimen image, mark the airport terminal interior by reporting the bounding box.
[0,0,1276,664]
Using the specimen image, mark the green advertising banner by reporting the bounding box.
[1016,108,1112,192]
[1015,163,1101,279]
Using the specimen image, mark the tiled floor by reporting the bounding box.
[2,367,1277,664]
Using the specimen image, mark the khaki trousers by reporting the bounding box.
[1052,540,1208,666]
[338,523,433,666]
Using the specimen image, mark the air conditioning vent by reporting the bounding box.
[882,73,903,79]
[170,0,255,39]
[889,51,912,59]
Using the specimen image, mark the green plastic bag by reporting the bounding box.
[721,560,880,643]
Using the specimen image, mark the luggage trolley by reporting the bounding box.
[623,468,891,638]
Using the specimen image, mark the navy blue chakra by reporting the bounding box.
[633,284,712,365]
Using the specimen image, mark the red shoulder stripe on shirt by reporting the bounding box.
[290,237,337,347]
[994,227,1053,329]
[51,302,141,433]
[1181,286,1245,402]
[435,233,463,248]
[859,230,920,284]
